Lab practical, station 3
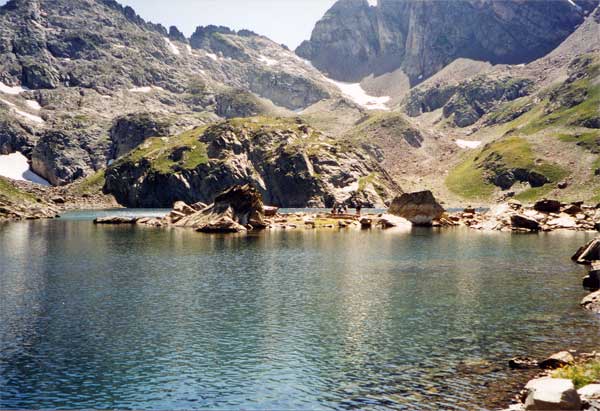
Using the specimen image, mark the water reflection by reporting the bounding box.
[0,220,598,410]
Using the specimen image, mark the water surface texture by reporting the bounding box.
[1,215,599,410]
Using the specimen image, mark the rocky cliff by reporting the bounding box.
[0,0,337,186]
[297,0,596,84]
[104,117,402,208]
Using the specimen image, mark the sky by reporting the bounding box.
[0,0,336,48]
[113,0,338,49]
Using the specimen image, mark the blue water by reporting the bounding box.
[0,211,598,410]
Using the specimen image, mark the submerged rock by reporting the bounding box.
[93,216,138,225]
[581,290,600,313]
[509,357,538,370]
[388,190,445,226]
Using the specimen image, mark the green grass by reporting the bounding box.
[446,154,496,199]
[0,176,39,203]
[70,170,105,195]
[115,126,209,174]
[553,360,600,389]
[558,131,600,153]
[447,137,568,201]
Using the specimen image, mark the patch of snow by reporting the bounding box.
[206,52,219,62]
[164,37,180,56]
[0,98,16,108]
[367,0,378,6]
[258,55,278,67]
[0,82,27,95]
[26,100,41,110]
[341,181,360,193]
[455,139,482,149]
[324,78,390,111]
[129,86,164,93]
[14,109,44,124]
[0,152,50,185]
[567,0,581,9]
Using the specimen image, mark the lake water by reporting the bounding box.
[1,211,599,410]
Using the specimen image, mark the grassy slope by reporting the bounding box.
[0,176,39,204]
[446,55,600,203]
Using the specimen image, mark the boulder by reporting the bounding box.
[173,201,196,216]
[264,206,279,217]
[378,214,412,229]
[93,216,138,225]
[581,290,600,313]
[511,215,540,231]
[564,204,583,215]
[176,184,266,231]
[584,262,600,290]
[578,384,600,401]
[360,217,373,229]
[524,378,581,410]
[51,196,66,204]
[572,238,600,264]
[388,190,445,226]
[534,199,562,213]
[539,351,575,370]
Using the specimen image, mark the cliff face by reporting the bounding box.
[297,0,596,83]
[0,0,336,186]
[104,117,402,208]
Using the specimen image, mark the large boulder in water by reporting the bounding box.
[175,184,266,232]
[573,238,600,265]
[388,190,445,226]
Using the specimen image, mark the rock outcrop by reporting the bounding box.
[174,184,266,232]
[388,190,445,226]
[0,176,57,221]
[104,117,402,208]
[404,76,533,127]
[297,0,594,84]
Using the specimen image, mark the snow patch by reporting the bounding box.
[324,78,390,111]
[130,86,164,93]
[26,100,41,110]
[0,82,27,95]
[0,98,16,108]
[567,0,581,9]
[164,37,180,56]
[206,52,219,62]
[367,0,378,6]
[341,181,360,193]
[258,55,278,67]
[1,99,44,123]
[14,109,44,124]
[455,139,482,149]
[0,152,50,185]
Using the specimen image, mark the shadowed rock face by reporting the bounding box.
[297,0,596,83]
[103,118,402,208]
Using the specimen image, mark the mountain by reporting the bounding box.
[0,0,338,186]
[296,0,596,85]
